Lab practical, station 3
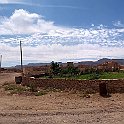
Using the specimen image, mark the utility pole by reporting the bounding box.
[15,42,23,84]
[0,55,2,73]
[20,41,23,75]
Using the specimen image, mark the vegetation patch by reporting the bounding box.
[3,83,29,95]
[99,72,124,79]
[39,61,124,80]
[2,82,63,96]
[2,83,47,96]
[43,72,124,80]
[79,72,124,80]
[34,90,47,96]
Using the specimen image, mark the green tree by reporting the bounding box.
[51,61,61,75]
[60,67,80,77]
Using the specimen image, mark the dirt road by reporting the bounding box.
[0,73,124,124]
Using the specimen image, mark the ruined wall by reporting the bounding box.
[22,77,124,93]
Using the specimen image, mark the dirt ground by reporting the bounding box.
[0,73,124,124]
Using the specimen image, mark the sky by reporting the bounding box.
[0,0,124,67]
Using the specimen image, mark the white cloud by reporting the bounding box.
[0,9,57,34]
[113,21,124,28]
[0,0,23,4]
[0,0,8,3]
[0,9,124,66]
[1,43,124,67]
[0,0,40,6]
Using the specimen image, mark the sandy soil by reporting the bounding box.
[0,73,124,124]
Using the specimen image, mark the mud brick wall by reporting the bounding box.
[107,80,124,93]
[22,77,124,93]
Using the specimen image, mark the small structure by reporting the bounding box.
[67,62,74,68]
[97,61,120,72]
[15,76,22,84]
[120,65,124,71]
[99,83,108,96]
[78,64,92,74]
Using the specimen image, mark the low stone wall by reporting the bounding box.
[107,80,124,93]
[22,77,124,93]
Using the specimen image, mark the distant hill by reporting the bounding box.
[14,58,124,68]
[112,59,124,65]
[78,61,96,66]
[15,63,51,69]
[79,58,124,66]
[27,63,51,66]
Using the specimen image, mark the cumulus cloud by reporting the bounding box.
[0,9,124,66]
[0,9,56,34]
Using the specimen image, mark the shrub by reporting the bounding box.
[29,83,38,92]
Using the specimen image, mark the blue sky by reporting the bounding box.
[0,0,124,67]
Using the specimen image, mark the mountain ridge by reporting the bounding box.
[14,58,124,69]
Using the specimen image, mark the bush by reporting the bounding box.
[29,83,38,92]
